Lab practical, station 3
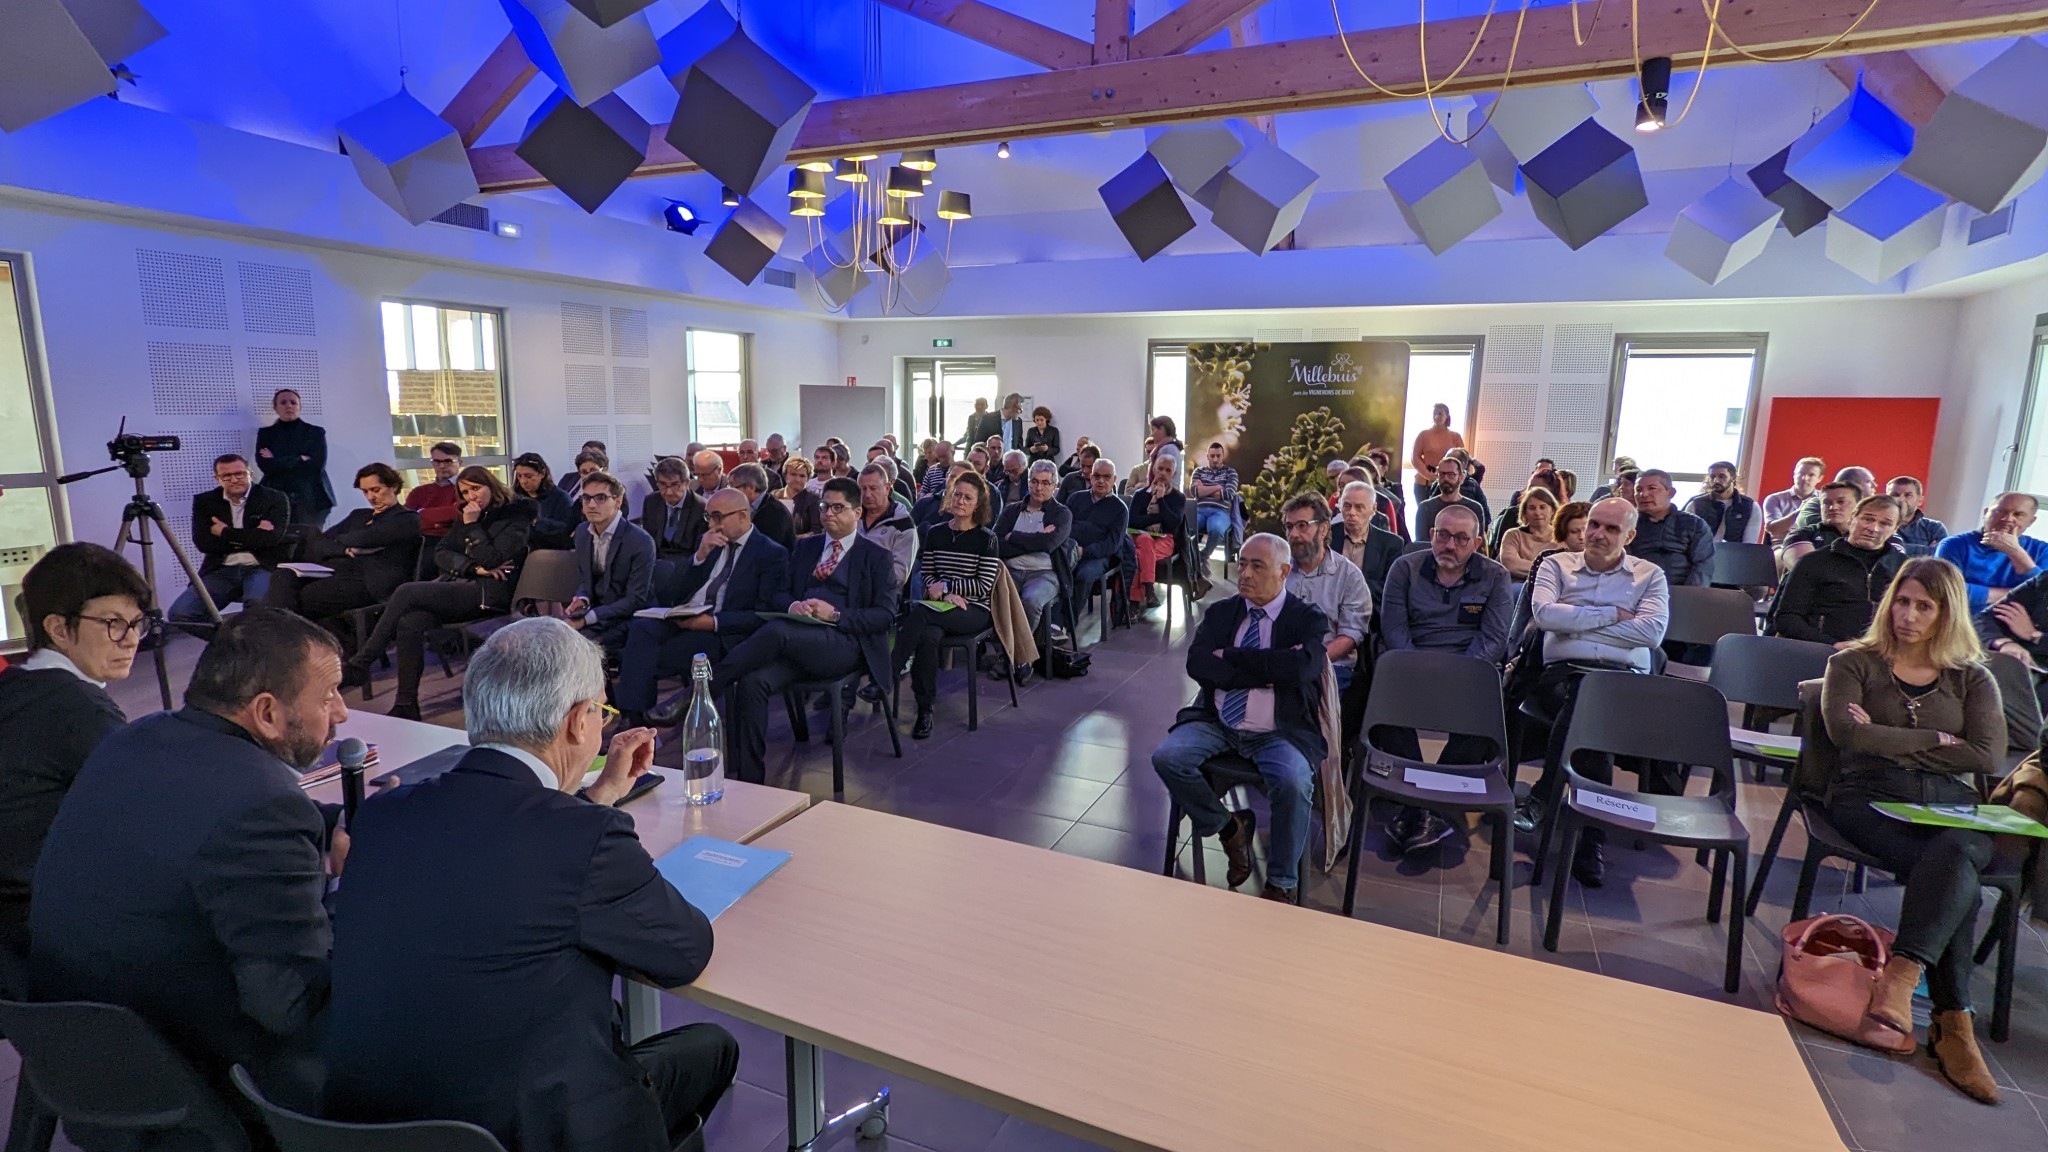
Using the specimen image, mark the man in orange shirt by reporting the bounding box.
[1409,403,1463,514]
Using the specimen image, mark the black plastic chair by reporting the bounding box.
[0,999,250,1151]
[1664,586,1760,674]
[1536,671,1751,994]
[1710,540,1779,593]
[786,669,903,796]
[1162,752,1312,906]
[229,1065,506,1152]
[1075,556,1127,646]
[1345,651,1515,944]
[1707,632,1834,780]
[891,627,1018,733]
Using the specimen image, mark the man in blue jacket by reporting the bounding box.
[1066,457,1130,630]
[568,471,657,660]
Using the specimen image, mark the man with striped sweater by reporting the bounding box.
[1191,441,1240,575]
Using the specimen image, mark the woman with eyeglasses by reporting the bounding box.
[1126,451,1188,613]
[341,466,535,720]
[0,543,151,949]
[264,463,423,621]
[894,471,1002,739]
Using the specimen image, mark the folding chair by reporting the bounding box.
[231,1066,507,1152]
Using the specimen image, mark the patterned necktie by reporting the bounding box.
[1219,605,1267,729]
[665,504,680,543]
[815,538,843,581]
[701,543,738,611]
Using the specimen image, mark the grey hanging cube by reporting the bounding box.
[1144,122,1247,197]
[1099,152,1195,261]
[704,199,788,285]
[1900,38,2048,214]
[1784,82,1914,210]
[1472,85,1599,164]
[0,0,116,133]
[656,0,737,77]
[337,90,482,225]
[499,0,659,108]
[1665,178,1783,285]
[1521,119,1648,250]
[63,0,166,65]
[1209,139,1318,255]
[1386,137,1502,255]
[805,234,872,309]
[1825,173,1948,283]
[1747,145,1830,237]
[1462,123,1522,195]
[515,90,649,213]
[664,25,816,196]
[564,0,657,28]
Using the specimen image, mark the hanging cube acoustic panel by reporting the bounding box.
[337,90,481,225]
[515,90,648,213]
[664,25,816,196]
[63,0,166,66]
[1473,84,1599,164]
[895,247,951,301]
[1826,173,1948,283]
[1521,120,1647,250]
[1462,122,1522,195]
[1784,82,1915,210]
[1900,38,2048,214]
[1210,139,1318,255]
[500,0,658,108]
[1665,178,1784,284]
[704,199,788,285]
[1385,137,1501,255]
[804,236,871,309]
[656,0,736,78]
[1747,145,1831,237]
[0,0,117,133]
[1144,122,1247,197]
[564,0,657,28]
[1099,152,1195,261]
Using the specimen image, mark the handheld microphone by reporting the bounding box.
[337,737,368,825]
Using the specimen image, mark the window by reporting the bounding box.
[2005,319,2048,520]
[687,329,749,445]
[0,256,64,650]
[380,300,509,491]
[1148,344,1189,447]
[902,357,999,447]
[1607,337,1765,483]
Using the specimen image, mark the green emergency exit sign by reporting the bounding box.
[932,338,953,348]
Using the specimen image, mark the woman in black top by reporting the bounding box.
[341,466,534,720]
[897,471,1003,739]
[512,452,577,550]
[1126,452,1188,611]
[256,388,335,528]
[1023,406,1061,467]
[264,463,423,621]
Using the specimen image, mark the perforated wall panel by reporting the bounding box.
[609,307,649,358]
[567,424,610,451]
[147,342,238,417]
[238,263,316,337]
[1483,325,1545,374]
[613,424,654,469]
[561,302,605,356]
[565,365,609,417]
[1311,327,1360,342]
[1478,381,1538,428]
[247,348,322,417]
[136,249,229,330]
[1549,324,1615,374]
[612,366,651,416]
[1253,327,1302,342]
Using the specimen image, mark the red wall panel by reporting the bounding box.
[1758,397,1940,503]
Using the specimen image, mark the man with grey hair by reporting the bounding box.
[1152,533,1329,903]
[995,448,1030,505]
[857,463,919,590]
[1937,491,2048,610]
[689,449,726,499]
[325,618,737,1152]
[996,459,1073,646]
[639,455,707,563]
[729,460,795,550]
[920,440,955,498]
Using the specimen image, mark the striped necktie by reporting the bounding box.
[1218,605,1267,729]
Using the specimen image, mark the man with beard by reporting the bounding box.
[30,608,348,1106]
[1683,461,1766,544]
[1279,493,1372,691]
[1415,454,1487,540]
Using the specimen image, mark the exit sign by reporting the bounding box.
[932,338,953,348]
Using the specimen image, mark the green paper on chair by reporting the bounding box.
[917,599,957,611]
[1871,803,2048,838]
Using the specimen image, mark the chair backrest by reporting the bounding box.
[1401,539,1431,556]
[230,1066,508,1152]
[1711,540,1779,590]
[1790,688,1841,803]
[1361,649,1509,759]
[0,999,247,1148]
[1561,670,1735,786]
[1665,585,1760,647]
[1707,633,1836,711]
[510,547,581,606]
[1988,649,2044,757]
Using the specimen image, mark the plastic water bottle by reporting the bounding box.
[681,653,724,805]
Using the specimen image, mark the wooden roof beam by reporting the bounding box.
[1096,0,1133,63]
[1822,52,1946,127]
[1131,0,1274,59]
[875,0,1094,71]
[439,32,536,147]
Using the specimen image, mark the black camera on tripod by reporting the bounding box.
[106,428,180,477]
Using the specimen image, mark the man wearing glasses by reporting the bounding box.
[710,478,900,784]
[639,456,709,566]
[567,472,656,663]
[171,452,291,635]
[404,441,465,540]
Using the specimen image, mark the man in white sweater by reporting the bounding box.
[1523,497,1670,887]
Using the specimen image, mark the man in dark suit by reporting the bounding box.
[1066,456,1129,626]
[961,397,999,447]
[619,489,790,729]
[1151,534,1328,902]
[31,608,347,1103]
[995,393,1028,455]
[170,452,293,634]
[568,471,657,660]
[325,617,736,1152]
[1332,480,1405,596]
[640,455,709,563]
[729,461,795,551]
[711,478,899,785]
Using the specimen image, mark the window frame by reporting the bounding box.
[1602,333,1769,486]
[1145,335,1486,444]
[380,297,512,483]
[0,252,69,652]
[686,327,752,445]
[900,355,1000,448]
[2003,316,2048,494]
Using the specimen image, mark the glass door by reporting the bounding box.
[0,255,65,650]
[903,357,998,447]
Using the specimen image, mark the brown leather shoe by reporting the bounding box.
[1866,954,1923,1034]
[1259,884,1294,903]
[1216,810,1255,890]
[1929,1010,2000,1104]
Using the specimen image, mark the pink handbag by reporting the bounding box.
[1776,914,1916,1054]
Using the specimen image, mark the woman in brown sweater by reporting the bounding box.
[1820,556,2004,1103]
[1495,487,1560,578]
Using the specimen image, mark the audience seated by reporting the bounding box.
[1978,566,2048,679]
[914,461,976,528]
[1279,494,1371,692]
[1058,444,1100,501]
[1626,468,1714,588]
[892,471,1004,738]
[1769,495,1904,646]
[1375,503,1514,855]
[512,451,576,550]
[0,543,147,956]
[342,467,535,720]
[1887,476,1948,557]
[712,479,898,783]
[1126,452,1188,613]
[1067,458,1130,625]
[920,441,956,498]
[1332,481,1404,596]
[760,433,791,490]
[407,441,466,541]
[642,456,710,562]
[265,463,423,621]
[856,463,920,590]
[1552,501,1591,553]
[1024,406,1061,467]
[994,449,1031,505]
[170,452,290,634]
[1059,436,1094,476]
[691,449,727,498]
[775,455,824,536]
[566,471,656,661]
[730,462,795,551]
[1415,453,1486,540]
[1151,534,1328,902]
[557,439,607,495]
[1496,488,1561,579]
[1819,558,2004,1103]
[1409,402,1464,509]
[325,618,737,1149]
[996,460,1072,640]
[1762,455,1826,539]
[1523,497,1670,887]
[967,445,993,480]
[32,608,346,1105]
[1793,466,1875,531]
[1779,481,1861,572]
[1587,454,1636,502]
[1684,461,1767,544]
[1935,491,2048,611]
[1486,462,1558,554]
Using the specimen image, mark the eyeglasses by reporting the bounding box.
[74,613,155,643]
[588,700,620,723]
[821,501,855,515]
[1282,518,1323,533]
[705,508,742,522]
[1430,529,1475,545]
[579,492,617,504]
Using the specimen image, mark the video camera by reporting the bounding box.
[105,418,179,477]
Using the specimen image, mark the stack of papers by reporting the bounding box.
[1729,725,1800,760]
[634,604,708,620]
[1872,803,2048,838]
[278,562,334,578]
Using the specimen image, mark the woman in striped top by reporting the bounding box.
[898,470,1002,739]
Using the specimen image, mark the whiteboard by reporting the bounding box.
[800,384,888,454]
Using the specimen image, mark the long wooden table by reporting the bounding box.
[673,801,1844,1152]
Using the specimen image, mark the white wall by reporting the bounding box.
[1941,262,2048,522]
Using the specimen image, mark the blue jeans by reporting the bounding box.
[1195,507,1232,562]
[1152,720,1313,891]
[170,566,271,632]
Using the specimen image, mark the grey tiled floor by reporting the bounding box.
[9,594,2048,1151]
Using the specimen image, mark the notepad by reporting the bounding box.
[1729,725,1800,760]
[1405,767,1485,794]
[634,604,709,620]
[917,599,958,611]
[654,837,793,921]
[1871,803,2048,838]
[278,562,334,578]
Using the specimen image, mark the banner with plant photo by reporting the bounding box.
[1185,341,1410,532]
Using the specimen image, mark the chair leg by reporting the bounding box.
[966,649,980,731]
[1544,816,1580,952]
[1531,781,1566,889]
[1707,848,1728,925]
[828,690,847,799]
[1341,794,1368,916]
[1791,848,1825,922]
[1745,791,1799,917]
[1006,658,1020,707]
[1493,810,1513,947]
[786,692,809,743]
[1724,848,1749,996]
[6,1071,57,1152]
[880,688,904,759]
[1162,803,1183,876]
[1851,863,1867,894]
[1992,887,2018,1043]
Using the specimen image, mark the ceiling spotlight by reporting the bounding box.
[834,158,869,183]
[996,141,1011,159]
[662,201,700,235]
[1636,56,1672,133]
[721,185,739,207]
[797,157,835,173]
[789,169,826,199]
[901,149,937,172]
[886,165,925,198]
[789,193,824,217]
[844,149,881,162]
[935,190,972,220]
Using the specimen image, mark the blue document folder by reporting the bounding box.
[653,836,793,921]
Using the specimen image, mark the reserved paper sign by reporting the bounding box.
[1406,767,1485,794]
[1573,789,1658,829]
